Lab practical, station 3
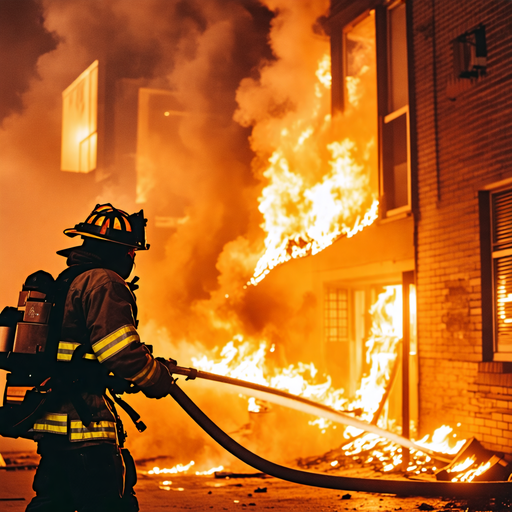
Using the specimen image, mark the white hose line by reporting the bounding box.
[173,366,453,464]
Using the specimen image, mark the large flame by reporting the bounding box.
[192,335,347,414]
[247,54,378,286]
[235,7,379,286]
[193,286,402,432]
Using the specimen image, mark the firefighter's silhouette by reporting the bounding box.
[22,204,174,512]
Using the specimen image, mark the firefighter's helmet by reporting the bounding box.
[63,203,149,250]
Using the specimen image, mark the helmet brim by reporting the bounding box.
[63,228,147,250]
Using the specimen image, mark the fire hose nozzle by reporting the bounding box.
[167,365,198,379]
[185,368,198,381]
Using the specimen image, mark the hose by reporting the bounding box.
[169,380,512,499]
[170,365,451,463]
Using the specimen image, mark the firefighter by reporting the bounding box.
[25,204,174,512]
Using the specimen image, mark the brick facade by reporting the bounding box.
[413,0,512,452]
[329,0,512,454]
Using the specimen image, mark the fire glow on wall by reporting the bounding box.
[61,60,98,173]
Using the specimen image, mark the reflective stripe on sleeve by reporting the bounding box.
[32,413,68,435]
[130,358,159,387]
[92,325,139,363]
[70,420,117,442]
[57,341,97,362]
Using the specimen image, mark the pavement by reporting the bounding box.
[1,464,511,512]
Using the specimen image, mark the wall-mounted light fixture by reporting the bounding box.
[453,24,487,79]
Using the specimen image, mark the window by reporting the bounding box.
[331,1,411,216]
[480,187,512,361]
[381,2,410,214]
[324,286,359,394]
[324,288,349,343]
[61,60,98,173]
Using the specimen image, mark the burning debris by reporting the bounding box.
[296,430,512,485]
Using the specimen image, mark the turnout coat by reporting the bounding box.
[31,251,172,450]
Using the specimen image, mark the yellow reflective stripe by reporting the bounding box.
[131,358,158,387]
[57,341,97,362]
[57,341,79,361]
[69,420,117,442]
[32,413,68,435]
[92,325,139,363]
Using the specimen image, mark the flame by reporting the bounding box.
[415,425,466,455]
[192,336,347,415]
[191,287,497,477]
[193,286,402,432]
[148,461,195,475]
[347,286,402,427]
[451,460,491,482]
[447,456,475,474]
[339,425,471,475]
[246,51,378,286]
[195,465,225,476]
[148,461,225,478]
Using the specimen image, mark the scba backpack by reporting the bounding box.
[0,265,146,439]
[0,266,99,438]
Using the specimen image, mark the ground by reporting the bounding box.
[1,457,511,512]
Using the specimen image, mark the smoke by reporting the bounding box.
[0,0,341,462]
[0,0,58,124]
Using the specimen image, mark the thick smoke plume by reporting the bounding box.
[0,0,342,463]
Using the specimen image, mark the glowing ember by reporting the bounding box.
[248,397,262,413]
[149,461,225,478]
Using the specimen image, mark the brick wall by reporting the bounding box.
[413,0,512,452]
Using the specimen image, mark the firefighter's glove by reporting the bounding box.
[155,356,178,375]
[141,358,175,399]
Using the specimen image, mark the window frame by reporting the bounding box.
[479,186,512,362]
[331,0,412,218]
[379,0,411,217]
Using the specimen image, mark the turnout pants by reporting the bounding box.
[26,443,138,512]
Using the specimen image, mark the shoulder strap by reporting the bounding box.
[44,264,99,367]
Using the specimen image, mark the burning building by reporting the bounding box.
[2,0,512,489]
[317,0,512,458]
